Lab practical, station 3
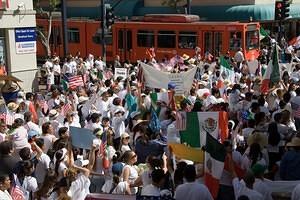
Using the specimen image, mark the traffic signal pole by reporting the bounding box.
[101,0,106,62]
[61,0,68,57]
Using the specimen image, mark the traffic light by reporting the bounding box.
[281,0,290,19]
[275,1,283,20]
[105,7,115,29]
[275,0,290,20]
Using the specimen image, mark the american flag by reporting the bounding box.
[100,130,107,155]
[67,75,84,89]
[11,186,25,200]
[61,103,72,116]
[0,112,6,121]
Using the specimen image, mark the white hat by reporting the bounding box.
[114,107,125,115]
[49,109,59,119]
[130,111,141,119]
[121,132,130,139]
[78,96,89,104]
[74,155,89,167]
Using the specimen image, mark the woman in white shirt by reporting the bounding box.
[121,150,139,194]
[0,174,12,200]
[14,160,38,200]
[119,132,131,153]
[10,118,31,156]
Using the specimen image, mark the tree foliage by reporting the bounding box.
[161,0,185,10]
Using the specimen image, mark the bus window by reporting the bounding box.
[118,30,123,49]
[229,32,241,51]
[68,28,80,43]
[204,32,213,53]
[214,32,222,57]
[137,30,154,47]
[157,31,176,48]
[127,31,132,50]
[246,30,259,50]
[178,31,197,49]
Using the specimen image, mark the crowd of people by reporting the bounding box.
[1,36,300,200]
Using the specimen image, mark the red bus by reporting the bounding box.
[36,14,260,62]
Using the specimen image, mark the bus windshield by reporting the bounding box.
[246,30,259,50]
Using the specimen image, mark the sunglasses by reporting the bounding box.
[124,137,130,140]
[131,154,137,159]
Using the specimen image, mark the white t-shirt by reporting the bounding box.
[68,174,90,200]
[101,180,128,194]
[175,182,213,200]
[0,190,12,200]
[35,153,51,184]
[232,178,263,200]
[253,178,273,200]
[141,184,160,196]
[40,134,57,153]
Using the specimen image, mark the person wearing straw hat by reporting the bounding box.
[280,136,300,180]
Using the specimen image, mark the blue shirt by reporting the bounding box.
[280,150,300,180]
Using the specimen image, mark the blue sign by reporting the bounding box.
[15,28,36,42]
[15,27,36,54]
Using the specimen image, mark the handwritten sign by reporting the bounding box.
[114,68,127,80]
[168,73,184,95]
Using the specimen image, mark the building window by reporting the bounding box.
[68,28,80,43]
[157,31,175,48]
[178,31,197,49]
[246,31,259,50]
[137,30,154,47]
[229,32,241,51]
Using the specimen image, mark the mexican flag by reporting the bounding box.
[168,112,228,162]
[261,45,280,94]
[204,132,226,199]
[150,92,170,105]
[220,56,235,84]
[260,27,269,40]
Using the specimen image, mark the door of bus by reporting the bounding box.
[203,31,223,57]
[117,29,133,62]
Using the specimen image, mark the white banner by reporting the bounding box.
[139,62,197,94]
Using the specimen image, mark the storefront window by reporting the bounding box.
[157,31,176,48]
[229,32,241,51]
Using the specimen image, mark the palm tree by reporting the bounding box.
[161,0,185,13]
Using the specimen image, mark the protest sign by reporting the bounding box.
[70,126,96,150]
[114,68,127,80]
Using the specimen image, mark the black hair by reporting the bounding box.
[58,127,68,137]
[184,165,196,182]
[0,173,9,183]
[12,118,24,129]
[268,122,281,146]
[35,138,44,149]
[42,122,52,134]
[151,169,165,184]
[24,112,32,122]
[25,92,34,100]
[19,147,31,161]
[0,141,13,155]
[249,143,262,167]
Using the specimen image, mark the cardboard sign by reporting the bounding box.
[168,73,184,95]
[70,126,96,150]
[114,68,127,80]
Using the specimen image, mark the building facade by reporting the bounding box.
[0,0,37,92]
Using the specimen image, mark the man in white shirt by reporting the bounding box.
[35,138,51,186]
[175,165,213,200]
[234,48,245,68]
[141,169,165,197]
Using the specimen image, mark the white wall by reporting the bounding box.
[0,0,37,92]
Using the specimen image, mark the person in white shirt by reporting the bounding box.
[234,48,245,68]
[141,169,165,197]
[52,57,61,85]
[34,138,51,186]
[23,112,41,134]
[112,108,128,150]
[175,165,213,200]
[40,122,57,154]
[251,164,273,200]
[0,174,12,200]
[232,170,263,200]
[62,57,74,77]
[84,113,103,132]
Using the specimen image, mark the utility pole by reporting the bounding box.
[187,0,191,14]
[61,0,68,57]
[101,0,106,62]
